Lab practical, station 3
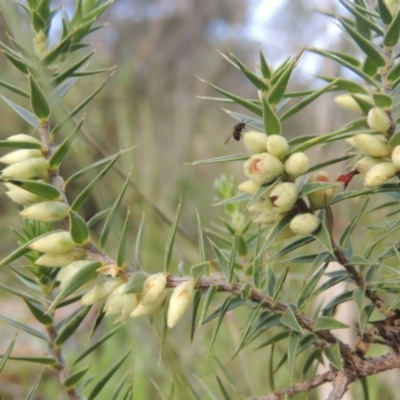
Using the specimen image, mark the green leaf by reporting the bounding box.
[377,0,393,24]
[272,266,289,304]
[268,345,276,391]
[338,18,385,67]
[69,210,89,245]
[314,316,349,331]
[373,93,393,109]
[64,364,91,388]
[323,291,354,315]
[262,94,281,135]
[191,262,209,284]
[49,261,102,310]
[216,376,233,400]
[1,49,29,74]
[280,307,303,334]
[222,109,264,131]
[388,60,400,83]
[227,234,238,283]
[252,226,263,288]
[190,290,202,342]
[134,213,145,270]
[55,306,91,346]
[49,117,84,167]
[311,223,334,255]
[307,154,355,174]
[1,95,39,127]
[163,201,181,273]
[359,304,374,335]
[353,287,366,311]
[71,151,122,211]
[0,140,41,150]
[384,6,400,46]
[29,74,50,119]
[324,342,343,371]
[199,284,217,326]
[26,369,43,400]
[207,296,234,356]
[208,239,229,280]
[257,214,293,257]
[188,154,249,165]
[339,196,370,249]
[0,332,18,373]
[23,297,53,325]
[247,181,277,208]
[0,79,29,98]
[125,272,147,294]
[280,79,340,121]
[299,182,339,198]
[100,170,131,248]
[197,76,262,116]
[214,357,246,397]
[196,211,206,263]
[87,350,132,400]
[297,262,329,308]
[287,331,300,383]
[268,236,315,262]
[0,354,56,364]
[311,271,349,300]
[268,60,296,104]
[316,75,368,93]
[117,209,130,268]
[72,325,121,365]
[0,314,46,340]
[3,179,61,200]
[255,330,290,350]
[259,48,271,79]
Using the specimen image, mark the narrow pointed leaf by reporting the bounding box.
[188,154,248,165]
[26,369,43,400]
[72,325,121,365]
[71,151,122,212]
[87,350,132,400]
[190,290,202,342]
[384,6,400,46]
[0,79,29,98]
[253,226,263,288]
[110,373,129,400]
[163,201,181,273]
[262,94,281,135]
[55,306,91,346]
[49,77,78,105]
[280,307,303,333]
[134,213,145,270]
[297,262,328,308]
[268,60,296,104]
[307,154,355,174]
[216,376,232,400]
[311,272,349,300]
[377,0,393,24]
[373,93,392,108]
[49,261,102,310]
[191,262,209,284]
[29,74,50,119]
[257,214,293,257]
[268,345,276,391]
[49,117,84,167]
[65,365,91,388]
[0,332,18,373]
[0,355,56,364]
[1,95,39,127]
[227,234,238,283]
[197,76,262,116]
[196,211,206,263]
[324,342,343,371]
[314,316,349,331]
[69,210,89,245]
[338,18,385,67]
[259,49,271,79]
[0,239,33,268]
[199,284,217,326]
[248,181,278,208]
[287,331,300,383]
[214,357,246,396]
[311,223,334,255]
[0,315,46,340]
[208,239,229,279]
[359,304,374,335]
[117,209,130,268]
[4,179,61,200]
[280,79,339,121]
[23,297,53,325]
[272,266,289,304]
[100,170,131,248]
[0,140,41,149]
[1,50,29,74]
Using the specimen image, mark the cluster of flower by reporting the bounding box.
[1,134,70,220]
[79,272,195,328]
[237,131,335,237]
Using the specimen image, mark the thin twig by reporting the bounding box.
[327,371,349,400]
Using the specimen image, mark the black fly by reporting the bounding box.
[224,119,253,145]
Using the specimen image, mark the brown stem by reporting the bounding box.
[327,371,349,400]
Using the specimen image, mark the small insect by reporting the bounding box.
[224,119,253,145]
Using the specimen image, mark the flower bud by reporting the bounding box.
[266,135,289,160]
[35,249,86,267]
[7,134,42,146]
[307,171,336,210]
[352,156,383,175]
[243,153,284,185]
[253,210,285,224]
[20,201,69,222]
[104,283,128,315]
[1,158,48,179]
[384,0,399,15]
[4,183,47,205]
[29,231,76,253]
[0,149,43,165]
[284,152,309,177]
[238,180,260,195]
[353,134,391,157]
[131,289,168,317]
[117,293,141,321]
[81,279,124,305]
[57,260,96,289]
[367,107,391,134]
[248,197,274,212]
[167,280,195,328]
[269,182,298,212]
[289,213,320,235]
[334,94,372,111]
[391,145,400,169]
[242,131,268,153]
[140,273,167,305]
[364,162,396,187]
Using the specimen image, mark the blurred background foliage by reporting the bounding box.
[0,0,387,399]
